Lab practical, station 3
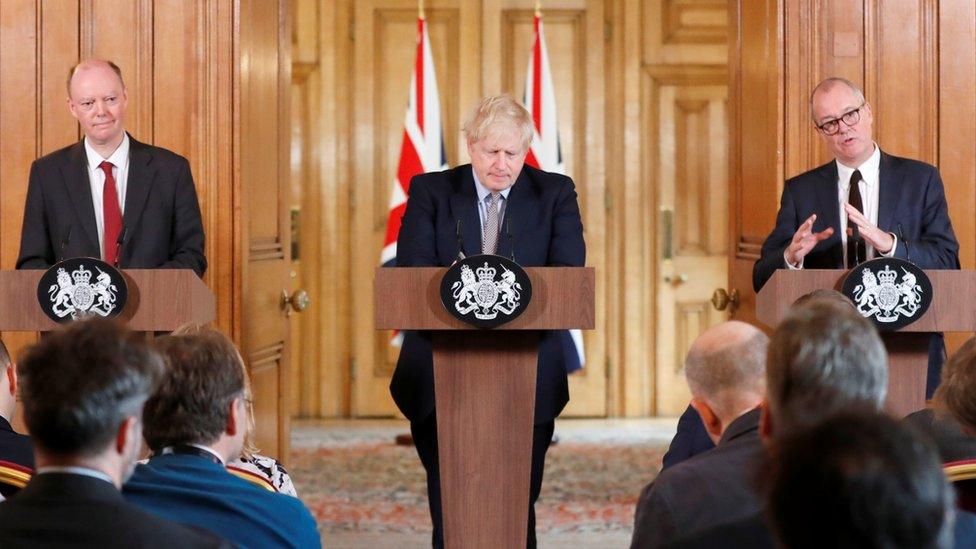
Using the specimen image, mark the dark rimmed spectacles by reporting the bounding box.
[816,103,864,135]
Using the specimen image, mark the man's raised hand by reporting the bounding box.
[786,214,834,266]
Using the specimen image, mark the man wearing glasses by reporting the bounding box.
[753,77,959,396]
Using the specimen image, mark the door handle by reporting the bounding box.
[711,288,739,311]
[664,273,689,284]
[281,289,310,316]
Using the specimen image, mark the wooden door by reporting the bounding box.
[239,0,294,459]
[348,0,608,417]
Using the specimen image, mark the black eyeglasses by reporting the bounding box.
[816,103,864,135]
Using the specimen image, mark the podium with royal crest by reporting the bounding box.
[375,264,594,549]
[756,265,976,417]
[0,265,214,331]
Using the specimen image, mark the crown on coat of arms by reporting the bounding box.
[877,266,897,284]
[71,266,92,285]
[476,263,496,282]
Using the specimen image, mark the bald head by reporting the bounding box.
[67,59,125,97]
[684,321,768,423]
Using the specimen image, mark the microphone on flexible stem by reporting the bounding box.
[115,226,128,268]
[506,217,515,262]
[59,226,72,263]
[455,219,466,261]
[898,224,911,264]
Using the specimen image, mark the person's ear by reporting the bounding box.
[689,397,723,441]
[226,397,242,437]
[4,365,16,397]
[116,416,139,455]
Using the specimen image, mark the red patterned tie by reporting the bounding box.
[99,161,122,266]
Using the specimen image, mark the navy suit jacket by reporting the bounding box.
[124,453,320,549]
[391,164,586,425]
[0,472,228,548]
[753,151,959,292]
[0,416,33,471]
[16,135,207,276]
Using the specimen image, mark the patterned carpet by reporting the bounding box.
[289,419,674,547]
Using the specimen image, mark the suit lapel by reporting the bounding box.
[877,152,902,232]
[448,166,482,258]
[123,135,155,243]
[61,142,99,251]
[814,161,844,267]
[495,169,538,261]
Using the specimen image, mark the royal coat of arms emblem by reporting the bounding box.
[440,255,533,328]
[841,258,932,330]
[37,258,128,323]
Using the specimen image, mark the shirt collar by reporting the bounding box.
[83,132,130,169]
[471,167,513,203]
[36,466,115,485]
[160,443,226,466]
[836,142,881,188]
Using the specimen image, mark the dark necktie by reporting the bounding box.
[99,161,123,266]
[846,169,866,268]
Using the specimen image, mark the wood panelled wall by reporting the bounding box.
[729,0,976,349]
[0,1,293,455]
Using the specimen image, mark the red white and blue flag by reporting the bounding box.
[381,15,447,346]
[522,11,586,371]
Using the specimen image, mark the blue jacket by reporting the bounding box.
[123,453,320,549]
[391,164,586,425]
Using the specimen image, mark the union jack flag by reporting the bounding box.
[522,10,586,371]
[381,15,448,346]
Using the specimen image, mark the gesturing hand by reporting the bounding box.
[786,214,834,265]
[843,203,895,253]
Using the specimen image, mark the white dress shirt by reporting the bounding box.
[83,134,130,259]
[787,144,896,269]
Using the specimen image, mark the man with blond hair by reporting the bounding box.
[17,59,206,276]
[393,94,585,548]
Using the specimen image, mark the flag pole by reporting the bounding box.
[419,0,426,20]
[534,0,541,17]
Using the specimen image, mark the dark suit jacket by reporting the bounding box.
[124,453,320,548]
[16,135,207,276]
[904,408,976,463]
[753,151,959,292]
[631,408,763,548]
[0,416,33,471]
[0,472,228,548]
[392,164,586,425]
[661,405,715,471]
[667,508,976,549]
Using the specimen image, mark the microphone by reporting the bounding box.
[455,219,466,261]
[898,224,911,263]
[115,225,128,268]
[59,226,72,263]
[506,217,515,262]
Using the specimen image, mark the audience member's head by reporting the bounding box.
[792,288,853,308]
[144,327,247,462]
[765,299,887,436]
[18,318,162,485]
[767,410,954,549]
[935,336,976,435]
[684,321,768,444]
[0,339,17,422]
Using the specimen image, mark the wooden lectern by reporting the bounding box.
[756,269,976,417]
[375,266,594,549]
[0,269,215,331]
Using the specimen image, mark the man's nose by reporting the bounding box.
[94,100,107,116]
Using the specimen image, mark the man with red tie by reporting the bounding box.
[17,59,206,276]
